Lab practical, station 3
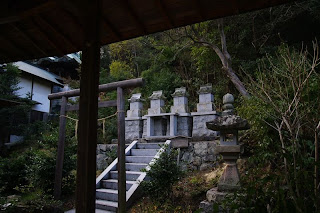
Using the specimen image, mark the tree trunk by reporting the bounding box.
[193,19,250,98]
[223,67,250,97]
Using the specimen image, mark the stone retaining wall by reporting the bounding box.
[179,141,218,171]
[96,144,117,170]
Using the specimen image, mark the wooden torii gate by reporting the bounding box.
[48,78,144,212]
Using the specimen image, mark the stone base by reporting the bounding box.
[218,163,240,192]
[192,114,218,141]
[171,137,189,148]
[198,188,228,213]
[206,187,228,203]
[125,119,143,142]
[199,200,214,213]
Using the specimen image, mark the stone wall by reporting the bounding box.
[96,144,117,170]
[180,141,217,171]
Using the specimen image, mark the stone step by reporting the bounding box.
[96,188,118,201]
[126,156,154,164]
[101,179,135,191]
[126,163,148,171]
[96,200,117,212]
[136,143,164,149]
[95,210,115,213]
[131,149,158,156]
[65,209,115,213]
[109,170,144,181]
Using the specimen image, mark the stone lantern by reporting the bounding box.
[206,93,250,191]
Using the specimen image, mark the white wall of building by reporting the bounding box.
[16,74,53,113]
[16,75,32,98]
[32,78,52,113]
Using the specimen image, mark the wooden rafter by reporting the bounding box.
[30,16,65,56]
[35,15,78,51]
[0,1,56,25]
[0,48,12,62]
[0,34,32,58]
[56,6,84,35]
[120,0,146,34]
[11,23,47,56]
[102,16,122,40]
[155,0,174,28]
[191,0,205,20]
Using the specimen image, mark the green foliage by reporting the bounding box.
[141,68,182,100]
[0,119,77,198]
[0,191,63,213]
[0,63,21,98]
[233,44,320,212]
[0,154,29,194]
[142,147,183,202]
[0,64,34,146]
[26,148,57,193]
[109,60,134,80]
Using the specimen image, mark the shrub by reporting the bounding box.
[142,147,183,202]
[0,154,29,194]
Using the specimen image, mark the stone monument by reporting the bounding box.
[125,93,144,142]
[191,84,218,141]
[143,90,167,137]
[171,87,192,137]
[148,90,166,115]
[171,87,188,113]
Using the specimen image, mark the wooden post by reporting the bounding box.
[315,124,319,201]
[117,87,126,212]
[54,95,67,199]
[75,0,101,212]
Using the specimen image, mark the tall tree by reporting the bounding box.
[184,19,250,97]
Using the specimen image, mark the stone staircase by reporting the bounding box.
[95,140,170,212]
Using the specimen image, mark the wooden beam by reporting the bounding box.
[191,0,205,19]
[57,6,84,35]
[48,78,144,100]
[0,37,19,60]
[0,1,56,24]
[54,96,67,199]
[0,49,12,62]
[75,0,101,212]
[30,16,65,56]
[66,100,117,111]
[0,34,32,58]
[11,23,47,56]
[117,87,126,212]
[155,0,174,28]
[102,16,122,40]
[35,15,78,51]
[120,0,146,34]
